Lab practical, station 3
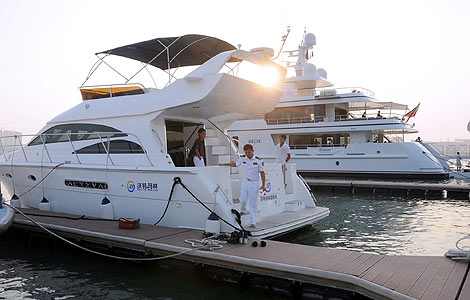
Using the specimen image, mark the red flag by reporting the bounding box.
[404,103,420,122]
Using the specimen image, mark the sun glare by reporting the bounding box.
[237,63,281,88]
[257,66,280,87]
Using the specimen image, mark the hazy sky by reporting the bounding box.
[1,0,469,141]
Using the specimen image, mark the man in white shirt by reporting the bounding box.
[276,134,291,164]
[223,144,266,228]
[456,152,462,171]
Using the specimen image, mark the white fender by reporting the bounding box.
[39,197,52,211]
[100,197,114,219]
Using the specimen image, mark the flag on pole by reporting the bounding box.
[404,103,420,123]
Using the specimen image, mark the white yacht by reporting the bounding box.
[228,33,448,180]
[0,35,329,239]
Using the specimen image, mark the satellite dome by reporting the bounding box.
[304,33,316,48]
[317,68,327,79]
[249,47,275,59]
[302,63,317,77]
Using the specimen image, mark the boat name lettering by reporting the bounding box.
[65,180,108,190]
[248,139,261,143]
[260,194,277,201]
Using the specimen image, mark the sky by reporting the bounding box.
[0,0,469,142]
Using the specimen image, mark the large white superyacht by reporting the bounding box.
[0,34,329,238]
[228,32,448,179]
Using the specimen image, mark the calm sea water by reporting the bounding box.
[0,239,285,300]
[1,177,470,299]
[276,191,470,255]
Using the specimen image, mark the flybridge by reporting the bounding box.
[80,34,238,100]
[79,34,286,101]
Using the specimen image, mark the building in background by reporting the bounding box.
[425,139,470,159]
[0,129,22,154]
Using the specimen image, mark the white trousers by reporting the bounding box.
[193,156,205,167]
[240,179,259,225]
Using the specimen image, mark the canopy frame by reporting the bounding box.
[80,35,236,89]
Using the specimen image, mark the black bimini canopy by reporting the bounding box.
[97,34,237,70]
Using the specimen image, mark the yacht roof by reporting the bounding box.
[97,34,237,70]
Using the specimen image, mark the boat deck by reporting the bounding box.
[9,208,470,300]
[242,206,330,238]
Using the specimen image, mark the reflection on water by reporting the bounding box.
[276,192,470,256]
[0,240,286,300]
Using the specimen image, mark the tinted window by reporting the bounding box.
[29,124,126,146]
[75,140,144,154]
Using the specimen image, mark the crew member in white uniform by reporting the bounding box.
[276,134,291,164]
[224,144,265,228]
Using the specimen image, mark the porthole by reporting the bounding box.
[28,175,37,181]
[377,150,381,154]
[335,161,340,166]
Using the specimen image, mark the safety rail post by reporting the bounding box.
[97,133,114,166]
[130,133,154,166]
[17,136,28,162]
[39,135,53,163]
[0,137,7,162]
[105,133,111,169]
[66,133,81,164]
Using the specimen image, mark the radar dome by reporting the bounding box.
[302,63,317,77]
[317,68,327,79]
[249,47,275,59]
[304,33,316,47]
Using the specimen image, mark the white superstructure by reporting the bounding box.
[229,33,448,179]
[0,35,329,238]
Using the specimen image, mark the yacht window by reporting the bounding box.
[28,124,127,146]
[75,140,144,154]
[265,105,325,124]
[290,134,350,148]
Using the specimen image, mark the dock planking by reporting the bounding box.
[10,208,470,300]
[305,178,470,199]
[458,266,470,300]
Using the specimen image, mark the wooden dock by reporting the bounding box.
[8,208,470,300]
[305,178,470,199]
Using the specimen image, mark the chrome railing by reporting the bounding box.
[207,119,240,159]
[0,132,153,166]
[266,116,324,125]
[290,143,347,149]
[283,87,375,98]
[265,113,405,125]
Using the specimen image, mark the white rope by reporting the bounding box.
[445,235,470,260]
[185,236,227,251]
[5,203,219,261]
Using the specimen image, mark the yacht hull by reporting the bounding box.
[297,171,449,180]
[0,162,328,238]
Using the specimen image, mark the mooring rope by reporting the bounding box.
[5,203,224,261]
[445,235,470,261]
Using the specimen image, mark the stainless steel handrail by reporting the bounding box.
[0,132,154,167]
[290,143,347,149]
[265,112,405,125]
[80,83,149,94]
[283,86,376,98]
[207,119,240,159]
